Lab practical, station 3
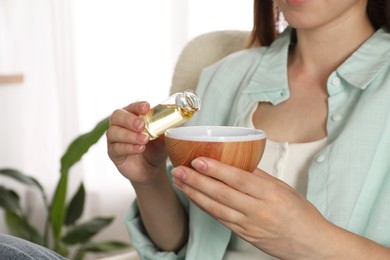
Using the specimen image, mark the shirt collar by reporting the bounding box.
[337,28,390,90]
[243,28,291,104]
[244,27,390,98]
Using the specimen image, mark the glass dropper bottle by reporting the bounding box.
[140,89,201,140]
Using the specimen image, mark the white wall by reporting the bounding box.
[71,0,253,186]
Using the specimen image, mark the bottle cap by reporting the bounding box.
[176,89,201,111]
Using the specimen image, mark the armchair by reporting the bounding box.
[170,30,250,94]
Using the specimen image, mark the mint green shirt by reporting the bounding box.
[125,28,390,259]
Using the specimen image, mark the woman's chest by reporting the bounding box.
[252,96,328,143]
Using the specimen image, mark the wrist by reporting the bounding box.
[320,224,390,260]
[131,167,170,195]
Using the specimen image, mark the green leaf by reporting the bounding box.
[0,186,21,213]
[73,240,130,260]
[81,240,130,252]
[62,217,114,245]
[65,183,85,226]
[5,210,43,245]
[0,168,44,192]
[73,249,85,260]
[60,116,109,175]
[0,168,48,208]
[50,117,109,243]
[53,241,69,258]
[50,172,68,241]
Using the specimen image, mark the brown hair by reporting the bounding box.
[367,0,390,31]
[249,0,390,47]
[248,1,277,47]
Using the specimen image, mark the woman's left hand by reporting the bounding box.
[172,157,337,259]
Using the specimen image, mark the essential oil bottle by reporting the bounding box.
[140,89,201,140]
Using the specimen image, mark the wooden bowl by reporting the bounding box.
[164,126,266,172]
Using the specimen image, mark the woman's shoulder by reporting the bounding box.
[197,46,269,90]
[205,46,267,72]
[197,46,267,93]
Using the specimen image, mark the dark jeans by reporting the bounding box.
[0,234,66,260]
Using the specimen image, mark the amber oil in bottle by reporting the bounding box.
[140,89,201,140]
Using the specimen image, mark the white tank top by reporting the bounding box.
[224,105,327,260]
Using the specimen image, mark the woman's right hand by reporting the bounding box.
[106,101,168,185]
[108,102,189,251]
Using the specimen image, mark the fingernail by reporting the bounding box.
[191,159,207,171]
[139,102,148,111]
[173,178,185,189]
[134,144,145,152]
[172,168,187,181]
[133,118,144,130]
[137,133,149,143]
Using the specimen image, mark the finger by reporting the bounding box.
[123,101,150,115]
[109,108,146,133]
[172,168,246,223]
[253,168,278,181]
[106,125,149,159]
[106,125,149,145]
[218,219,250,240]
[253,168,295,192]
[108,141,146,159]
[172,166,252,217]
[190,157,276,199]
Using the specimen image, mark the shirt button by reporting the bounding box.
[316,155,326,163]
[332,114,343,122]
[332,77,341,86]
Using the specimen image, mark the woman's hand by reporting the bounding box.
[108,102,188,251]
[106,101,168,185]
[171,157,388,259]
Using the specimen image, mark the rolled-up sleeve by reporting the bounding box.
[125,200,187,260]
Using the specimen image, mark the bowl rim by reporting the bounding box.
[164,126,266,142]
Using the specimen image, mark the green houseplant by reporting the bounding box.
[0,116,129,259]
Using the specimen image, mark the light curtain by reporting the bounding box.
[0,0,81,233]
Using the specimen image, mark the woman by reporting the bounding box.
[107,0,390,259]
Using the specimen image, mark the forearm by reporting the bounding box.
[132,169,188,252]
[325,224,390,260]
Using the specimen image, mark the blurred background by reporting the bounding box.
[0,0,252,255]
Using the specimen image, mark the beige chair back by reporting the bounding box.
[170,30,250,94]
